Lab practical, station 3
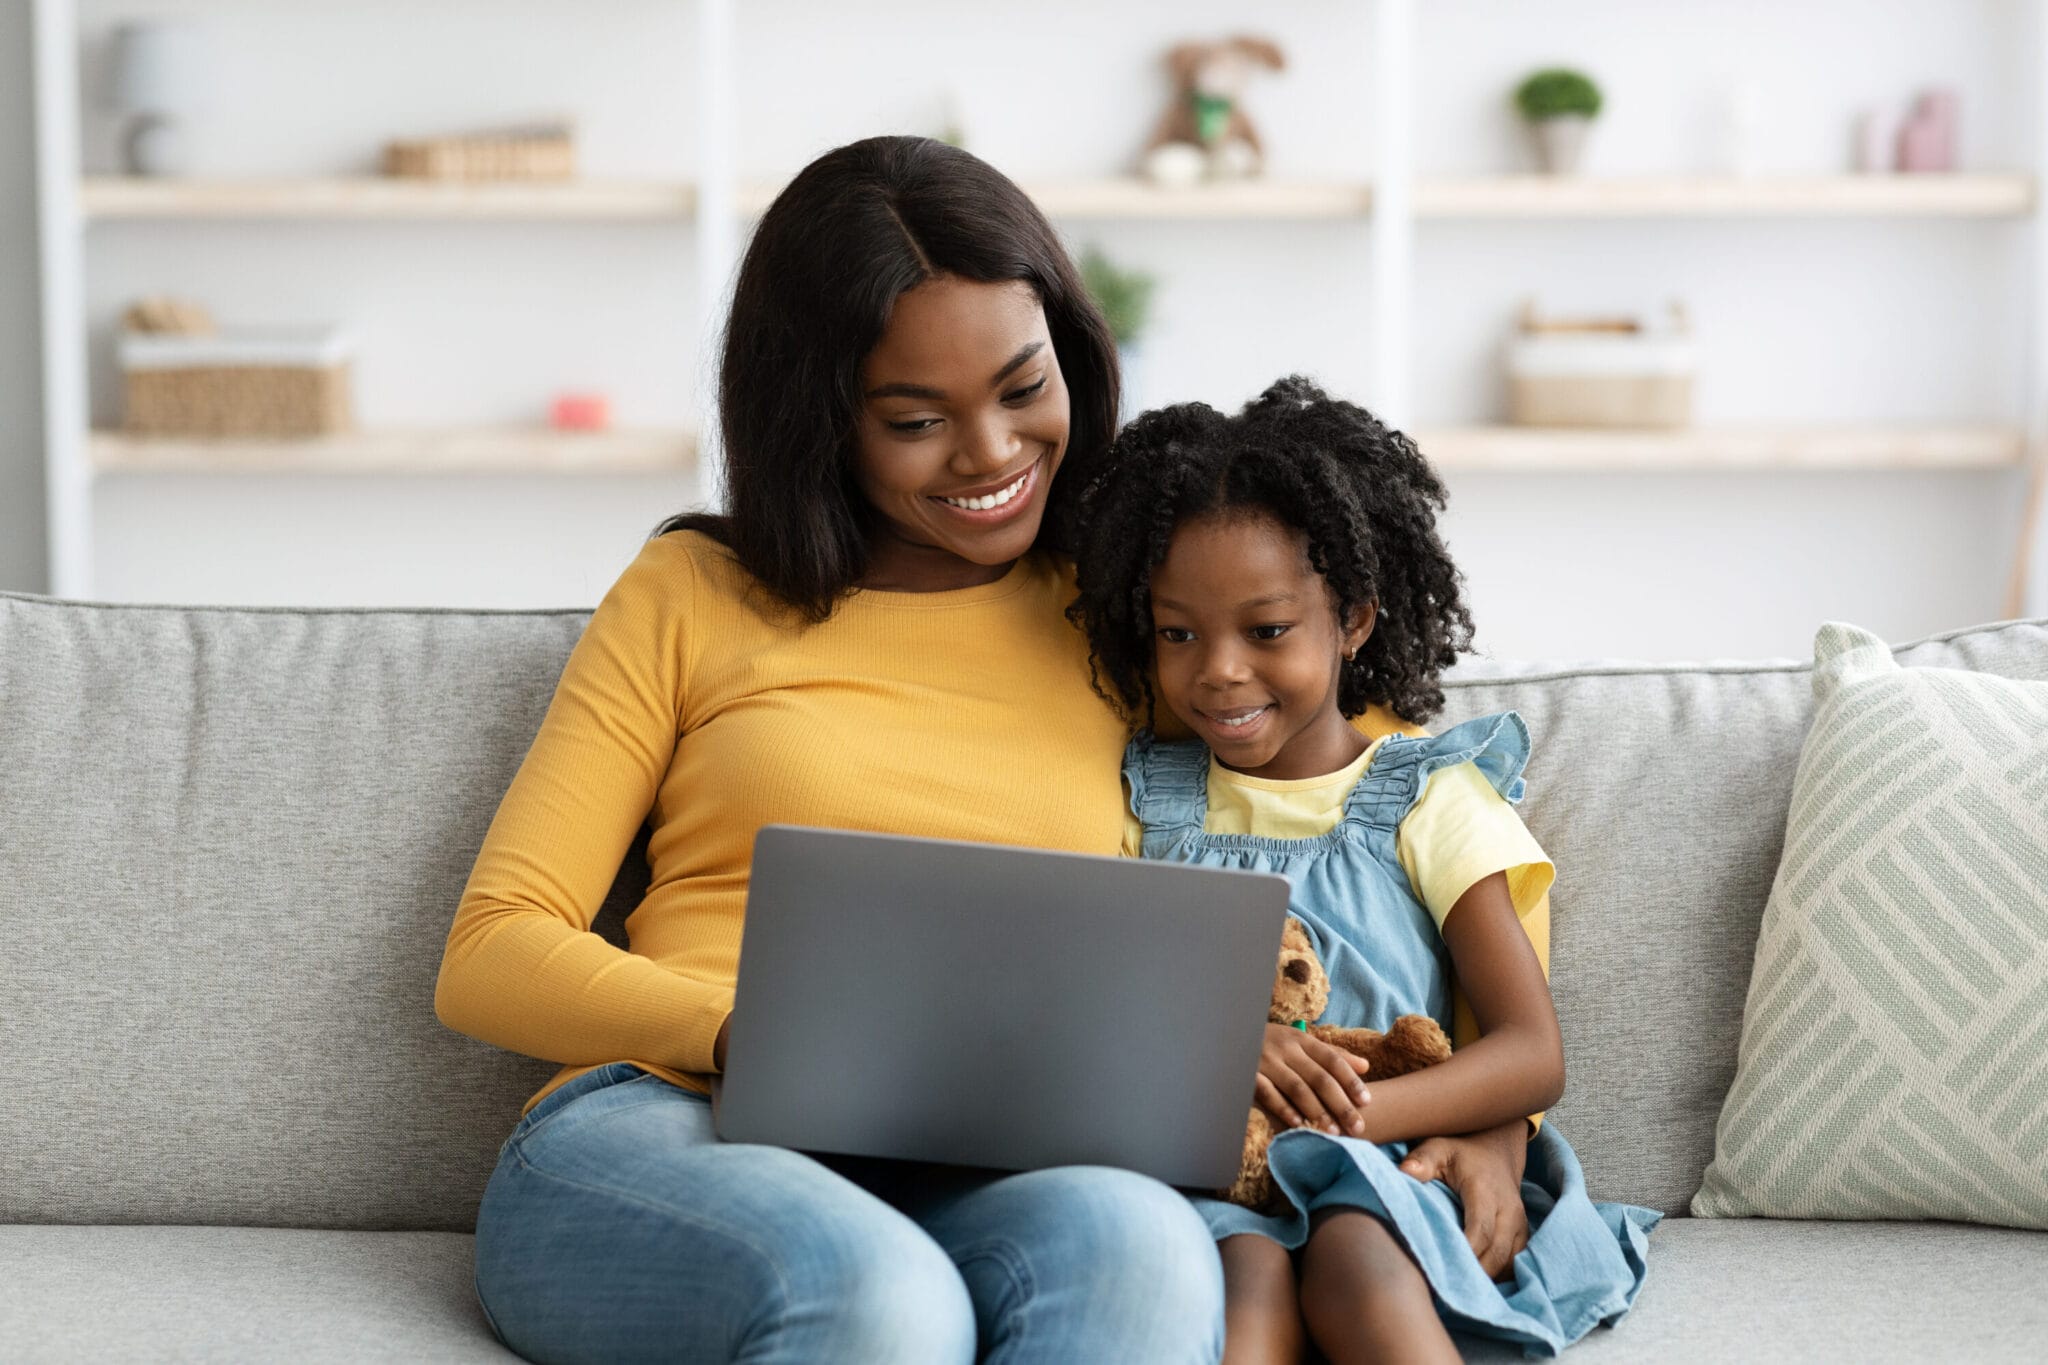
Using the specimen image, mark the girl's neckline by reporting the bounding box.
[1208,735,1390,792]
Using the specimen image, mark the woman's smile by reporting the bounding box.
[928,455,1043,524]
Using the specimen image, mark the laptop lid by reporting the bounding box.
[713,824,1291,1190]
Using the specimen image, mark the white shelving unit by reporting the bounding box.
[32,0,737,600]
[31,0,2048,604]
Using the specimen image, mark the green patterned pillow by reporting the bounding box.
[1693,621,2048,1228]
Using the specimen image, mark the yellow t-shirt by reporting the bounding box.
[1120,736,1554,930]
[435,531,1135,1116]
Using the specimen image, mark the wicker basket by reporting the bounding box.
[383,125,576,181]
[1506,329,1696,429]
[120,328,355,438]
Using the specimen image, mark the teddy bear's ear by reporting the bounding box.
[1165,41,1214,86]
[1280,916,1312,953]
[1226,35,1286,71]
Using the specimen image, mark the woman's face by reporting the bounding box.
[853,275,1071,589]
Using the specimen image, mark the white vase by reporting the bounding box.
[1530,115,1592,175]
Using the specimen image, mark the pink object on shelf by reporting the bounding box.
[551,393,612,432]
[1895,88,1958,173]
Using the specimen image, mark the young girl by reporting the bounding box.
[1069,377,1659,1363]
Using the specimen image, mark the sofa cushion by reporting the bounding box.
[1454,1219,2048,1362]
[0,1225,514,1362]
[0,594,646,1230]
[1438,617,2048,1214]
[1693,622,2048,1228]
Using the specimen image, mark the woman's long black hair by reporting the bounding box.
[1067,376,1475,727]
[655,136,1121,620]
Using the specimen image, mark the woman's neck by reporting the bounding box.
[856,533,1018,593]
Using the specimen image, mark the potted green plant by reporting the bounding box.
[1080,246,1157,417]
[1514,68,1602,175]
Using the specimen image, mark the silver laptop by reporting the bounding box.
[712,824,1291,1190]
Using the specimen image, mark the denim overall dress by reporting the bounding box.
[1124,711,1661,1357]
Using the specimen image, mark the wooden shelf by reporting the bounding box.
[89,427,698,475]
[1026,179,1374,219]
[1415,174,2034,219]
[734,177,1375,220]
[81,174,2035,223]
[1413,425,2027,471]
[82,177,698,221]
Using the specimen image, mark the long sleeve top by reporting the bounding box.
[435,530,1132,1114]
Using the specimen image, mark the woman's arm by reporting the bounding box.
[1351,871,1565,1145]
[433,536,733,1075]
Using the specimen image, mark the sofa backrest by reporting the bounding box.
[3,589,2043,1228]
[1,594,629,1231]
[1439,619,2048,1213]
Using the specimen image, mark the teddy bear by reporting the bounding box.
[1223,917,1454,1212]
[1141,36,1287,187]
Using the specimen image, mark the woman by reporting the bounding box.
[434,135,1531,1365]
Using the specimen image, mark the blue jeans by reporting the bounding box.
[472,1062,1226,1364]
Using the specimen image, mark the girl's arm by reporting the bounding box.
[1352,871,1565,1145]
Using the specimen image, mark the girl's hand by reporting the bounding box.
[1254,1023,1372,1138]
[1398,1118,1531,1279]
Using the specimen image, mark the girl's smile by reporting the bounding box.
[1194,702,1274,745]
[1149,511,1375,781]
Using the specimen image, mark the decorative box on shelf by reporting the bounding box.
[382,122,576,182]
[120,326,357,438]
[1506,301,1696,429]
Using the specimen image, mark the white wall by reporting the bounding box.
[3,0,49,593]
[22,0,2045,658]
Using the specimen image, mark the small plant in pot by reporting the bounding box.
[1515,68,1602,175]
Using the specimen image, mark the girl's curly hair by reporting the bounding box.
[1067,375,1474,727]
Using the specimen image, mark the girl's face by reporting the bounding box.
[853,275,1071,591]
[1148,511,1375,781]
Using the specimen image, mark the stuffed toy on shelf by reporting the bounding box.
[1141,35,1286,187]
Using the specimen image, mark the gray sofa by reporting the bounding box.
[3,588,2044,1363]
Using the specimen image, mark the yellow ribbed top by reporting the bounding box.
[434,530,1133,1115]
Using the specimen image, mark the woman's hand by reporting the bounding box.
[1398,1117,1531,1279]
[1254,1023,1371,1137]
